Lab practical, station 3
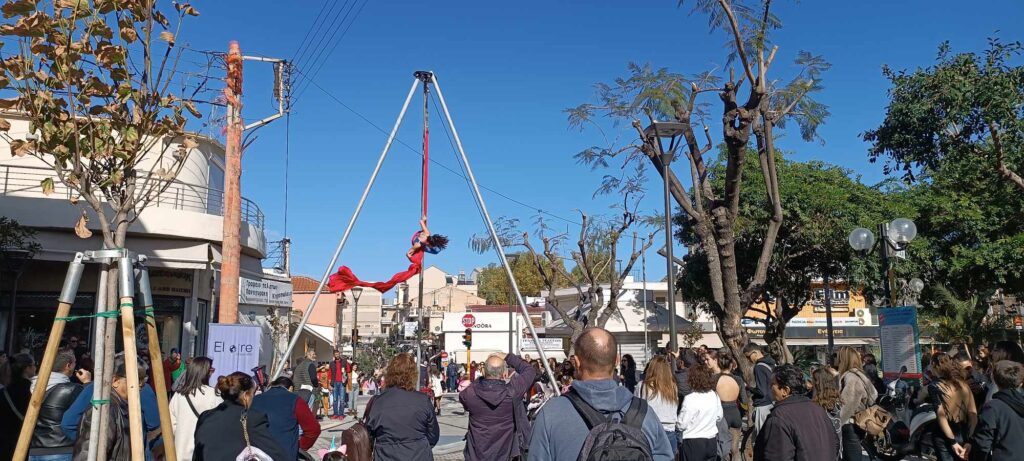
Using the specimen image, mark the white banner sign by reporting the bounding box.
[521,337,562,351]
[239,276,292,307]
[404,321,419,338]
[207,324,262,377]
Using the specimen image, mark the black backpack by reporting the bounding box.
[564,389,654,461]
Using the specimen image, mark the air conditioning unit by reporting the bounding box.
[855,308,870,325]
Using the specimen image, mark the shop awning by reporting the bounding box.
[304,324,335,345]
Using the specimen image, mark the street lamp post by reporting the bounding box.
[849,218,918,307]
[645,121,685,352]
[349,286,362,416]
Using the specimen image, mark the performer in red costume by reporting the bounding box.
[328,217,448,293]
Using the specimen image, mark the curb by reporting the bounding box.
[433,441,465,455]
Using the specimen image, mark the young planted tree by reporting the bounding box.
[0,1,203,459]
[566,0,828,379]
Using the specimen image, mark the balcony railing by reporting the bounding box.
[1,164,264,229]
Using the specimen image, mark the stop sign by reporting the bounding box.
[441,351,449,359]
[462,314,476,328]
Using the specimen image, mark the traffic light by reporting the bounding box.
[462,328,472,349]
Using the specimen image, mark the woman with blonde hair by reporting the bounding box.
[363,353,439,461]
[836,346,877,461]
[635,355,680,454]
[927,353,977,461]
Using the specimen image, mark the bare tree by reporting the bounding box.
[566,0,828,380]
[472,190,657,348]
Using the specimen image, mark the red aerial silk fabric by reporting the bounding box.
[327,250,424,294]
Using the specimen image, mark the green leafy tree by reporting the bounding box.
[567,0,829,379]
[0,216,40,255]
[920,285,1010,354]
[476,254,558,304]
[865,39,1024,314]
[678,155,901,362]
[865,39,1024,192]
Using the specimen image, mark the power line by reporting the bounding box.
[291,0,349,71]
[290,0,334,64]
[294,70,584,228]
[292,0,368,104]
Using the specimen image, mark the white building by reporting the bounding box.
[0,113,285,363]
[542,277,721,367]
[441,310,564,363]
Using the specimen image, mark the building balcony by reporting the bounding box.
[0,163,267,257]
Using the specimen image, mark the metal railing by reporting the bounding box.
[0,164,264,229]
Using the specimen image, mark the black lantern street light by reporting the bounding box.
[848,218,918,307]
[644,121,685,351]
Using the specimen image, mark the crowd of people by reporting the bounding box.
[3,329,1023,461]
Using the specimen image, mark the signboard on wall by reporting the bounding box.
[239,276,292,307]
[878,307,922,380]
[207,324,262,377]
[148,269,193,297]
[404,321,418,338]
[521,337,562,351]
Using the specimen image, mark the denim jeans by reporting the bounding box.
[665,431,679,456]
[332,383,347,415]
[841,423,864,461]
[29,454,73,461]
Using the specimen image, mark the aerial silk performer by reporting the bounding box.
[327,217,449,293]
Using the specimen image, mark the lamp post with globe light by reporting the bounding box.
[848,218,918,307]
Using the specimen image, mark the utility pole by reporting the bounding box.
[218,42,243,323]
[217,43,286,323]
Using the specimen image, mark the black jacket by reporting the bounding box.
[31,381,84,452]
[72,393,132,461]
[192,401,291,461]
[753,395,838,461]
[752,357,776,407]
[674,368,691,405]
[365,387,440,461]
[329,358,348,386]
[969,388,1024,461]
[0,377,31,460]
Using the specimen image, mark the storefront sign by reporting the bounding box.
[207,324,262,377]
[239,276,292,307]
[442,312,509,332]
[878,307,922,380]
[521,337,562,351]
[743,325,879,339]
[742,317,866,327]
[148,269,193,297]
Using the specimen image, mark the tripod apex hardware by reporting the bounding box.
[12,248,178,461]
[413,70,434,82]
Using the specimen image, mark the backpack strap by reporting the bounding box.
[621,397,648,429]
[564,388,608,430]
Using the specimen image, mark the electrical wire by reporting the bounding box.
[291,0,368,104]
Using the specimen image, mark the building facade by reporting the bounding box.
[0,113,282,363]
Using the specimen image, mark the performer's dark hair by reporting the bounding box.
[427,234,449,249]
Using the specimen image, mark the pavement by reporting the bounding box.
[311,392,468,459]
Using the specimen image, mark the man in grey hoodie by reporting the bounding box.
[528,328,674,461]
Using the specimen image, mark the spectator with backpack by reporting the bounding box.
[528,327,674,461]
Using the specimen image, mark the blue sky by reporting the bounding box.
[182,1,1023,287]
